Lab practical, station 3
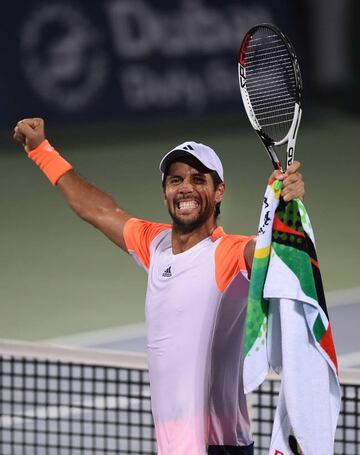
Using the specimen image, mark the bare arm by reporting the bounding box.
[57,171,131,250]
[13,118,132,251]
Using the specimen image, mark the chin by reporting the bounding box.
[170,212,208,233]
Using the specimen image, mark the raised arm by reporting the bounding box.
[13,118,132,251]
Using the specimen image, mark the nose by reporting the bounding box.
[178,177,194,194]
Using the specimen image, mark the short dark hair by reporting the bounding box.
[210,171,222,218]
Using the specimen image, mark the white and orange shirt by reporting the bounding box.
[124,218,254,455]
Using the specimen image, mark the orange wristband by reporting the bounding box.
[28,140,73,186]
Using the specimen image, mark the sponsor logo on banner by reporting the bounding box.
[106,0,272,111]
[20,4,108,111]
[18,0,275,114]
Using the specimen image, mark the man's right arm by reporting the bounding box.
[57,171,132,251]
[13,117,132,252]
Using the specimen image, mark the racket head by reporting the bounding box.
[238,23,302,150]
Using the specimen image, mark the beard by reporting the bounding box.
[168,202,215,234]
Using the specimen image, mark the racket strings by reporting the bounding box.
[244,30,297,141]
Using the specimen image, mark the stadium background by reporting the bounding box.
[0,0,359,342]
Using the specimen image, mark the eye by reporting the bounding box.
[167,176,182,185]
[193,175,206,184]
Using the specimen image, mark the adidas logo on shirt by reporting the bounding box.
[162,266,172,277]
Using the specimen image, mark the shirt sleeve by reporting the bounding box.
[123,218,170,270]
[214,235,255,292]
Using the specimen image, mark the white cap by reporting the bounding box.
[159,141,224,182]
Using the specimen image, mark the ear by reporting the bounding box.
[215,182,225,203]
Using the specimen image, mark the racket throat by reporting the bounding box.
[267,145,283,172]
[257,131,283,171]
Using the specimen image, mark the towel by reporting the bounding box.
[243,181,341,455]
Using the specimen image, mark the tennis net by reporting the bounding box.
[0,339,359,454]
[0,340,156,454]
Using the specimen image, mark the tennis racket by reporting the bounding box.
[238,23,302,171]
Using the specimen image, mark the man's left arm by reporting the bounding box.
[244,161,305,270]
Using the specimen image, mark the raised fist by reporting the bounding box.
[13,118,46,153]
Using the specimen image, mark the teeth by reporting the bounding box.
[178,200,198,210]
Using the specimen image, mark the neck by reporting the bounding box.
[171,221,217,254]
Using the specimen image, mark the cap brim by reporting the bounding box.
[160,149,200,175]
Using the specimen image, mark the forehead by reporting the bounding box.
[166,155,211,175]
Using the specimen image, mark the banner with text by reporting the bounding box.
[2,0,303,128]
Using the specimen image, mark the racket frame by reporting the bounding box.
[238,23,303,171]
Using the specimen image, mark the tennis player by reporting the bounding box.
[14,118,304,455]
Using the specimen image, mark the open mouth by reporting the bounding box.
[176,200,199,210]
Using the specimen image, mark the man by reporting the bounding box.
[13,118,304,455]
